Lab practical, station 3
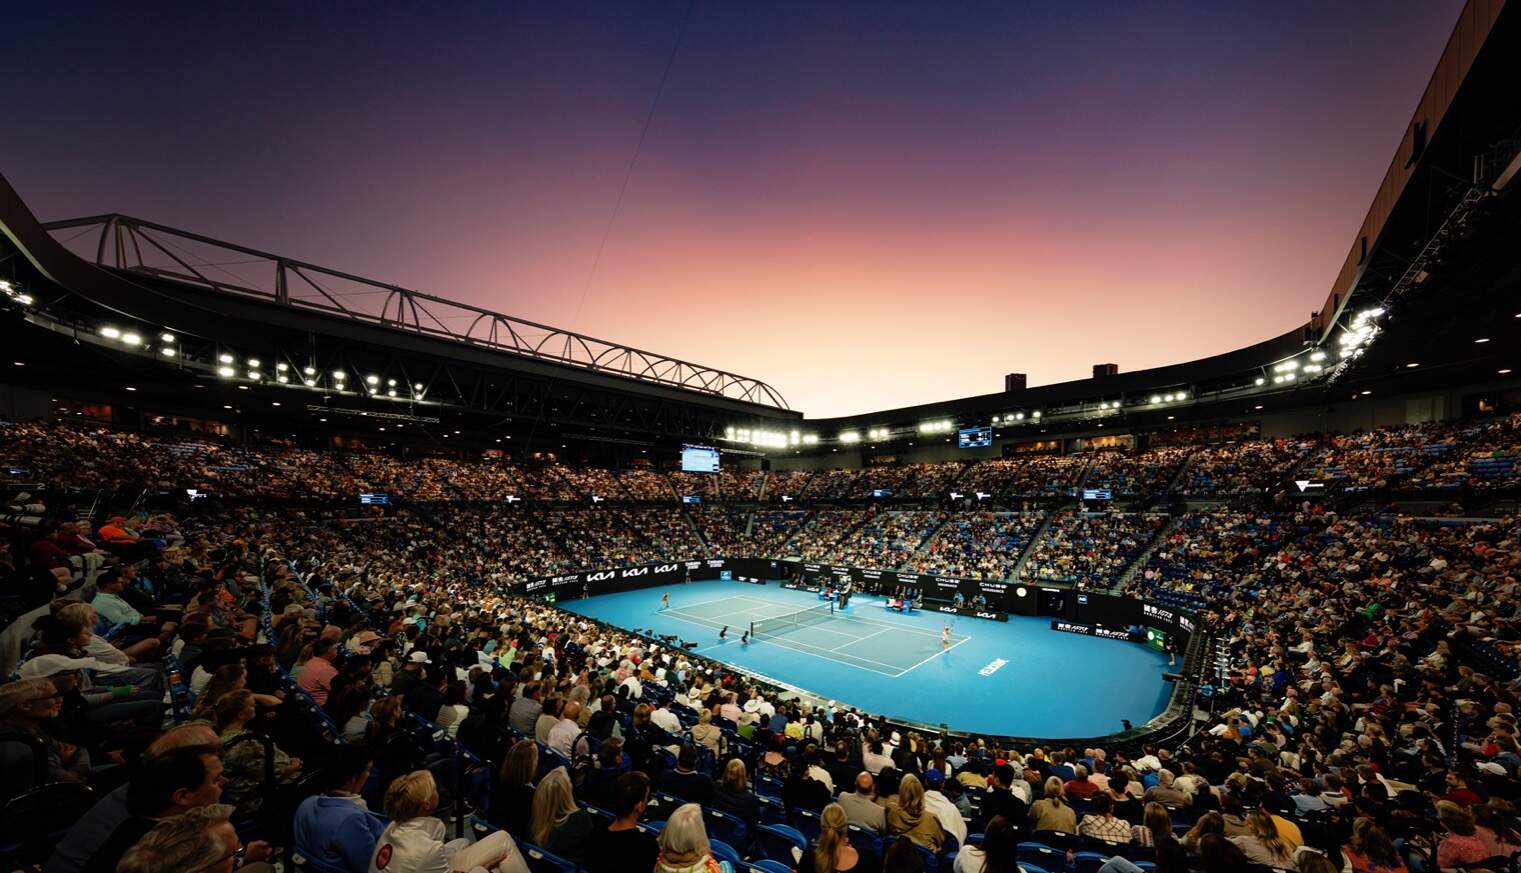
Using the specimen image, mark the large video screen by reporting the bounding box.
[958,426,992,448]
[680,444,720,474]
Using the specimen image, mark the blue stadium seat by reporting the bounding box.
[788,806,823,842]
[521,841,578,873]
[1018,842,1068,873]
[1075,850,1113,873]
[703,806,750,849]
[754,823,807,863]
[710,838,743,867]
[751,861,793,873]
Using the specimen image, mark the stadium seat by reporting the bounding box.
[1018,842,1068,873]
[703,806,750,849]
[521,842,579,873]
[754,823,807,863]
[751,861,794,873]
[788,806,823,842]
[710,838,743,867]
[1075,850,1112,873]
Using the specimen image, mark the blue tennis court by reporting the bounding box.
[560,579,1173,737]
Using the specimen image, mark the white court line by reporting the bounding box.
[640,590,966,678]
[830,625,891,652]
[663,593,769,613]
[892,634,974,677]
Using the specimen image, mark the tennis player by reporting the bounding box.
[941,624,951,652]
[659,592,670,611]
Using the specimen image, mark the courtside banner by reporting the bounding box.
[516,557,783,597]
[1050,620,1136,641]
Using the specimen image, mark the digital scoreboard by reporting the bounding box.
[957,426,992,448]
[680,444,720,474]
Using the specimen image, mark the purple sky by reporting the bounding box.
[2,2,1462,416]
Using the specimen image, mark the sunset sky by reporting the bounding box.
[2,2,1462,416]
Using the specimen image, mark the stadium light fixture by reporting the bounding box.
[1500,369,1513,375]
[275,362,288,371]
[218,353,234,364]
[160,347,177,358]
[1284,373,1296,382]
[387,378,397,386]
[247,358,261,368]
[1406,362,1419,368]
[1014,412,1025,421]
[1031,411,1040,419]
[332,369,345,379]
[303,379,316,386]
[160,332,175,344]
[839,431,861,444]
[303,366,317,376]
[802,434,819,445]
[1475,337,1490,344]
[387,389,397,397]
[1176,390,1189,400]
[100,326,122,339]
[217,366,235,377]
[247,371,261,380]
[277,375,289,383]
[366,374,380,385]
[1255,377,1265,386]
[1309,351,1326,362]
[413,383,424,392]
[1149,395,1162,404]
[121,332,142,346]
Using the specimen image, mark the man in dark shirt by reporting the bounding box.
[582,772,660,873]
[980,763,1029,831]
[656,743,714,805]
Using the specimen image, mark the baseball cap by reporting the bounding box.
[923,769,945,789]
[408,650,431,664]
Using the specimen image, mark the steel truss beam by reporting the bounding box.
[42,214,790,410]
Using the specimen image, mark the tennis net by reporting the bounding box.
[750,601,834,639]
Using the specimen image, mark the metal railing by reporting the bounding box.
[43,214,790,409]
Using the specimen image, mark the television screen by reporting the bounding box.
[870,489,893,498]
[1081,488,1113,501]
[680,444,720,473]
[681,495,701,504]
[359,492,391,505]
[958,426,992,448]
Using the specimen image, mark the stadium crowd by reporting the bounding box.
[2,414,1521,873]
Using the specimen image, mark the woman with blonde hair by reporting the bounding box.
[1342,818,1407,873]
[801,802,877,873]
[710,758,761,830]
[1230,809,1297,870]
[656,802,734,873]
[1030,776,1077,834]
[886,773,946,852]
[528,766,595,860]
[369,769,530,873]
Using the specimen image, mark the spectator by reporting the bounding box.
[488,739,538,837]
[528,766,595,860]
[658,743,716,806]
[1434,801,1490,872]
[921,768,968,847]
[710,758,761,831]
[583,771,661,873]
[1077,792,1132,845]
[116,804,273,873]
[78,745,225,873]
[840,771,888,834]
[954,815,1017,873]
[887,773,946,852]
[297,637,339,706]
[655,802,734,873]
[213,689,300,816]
[800,802,880,873]
[292,744,388,873]
[1030,777,1077,834]
[368,770,529,873]
[1230,809,1299,871]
